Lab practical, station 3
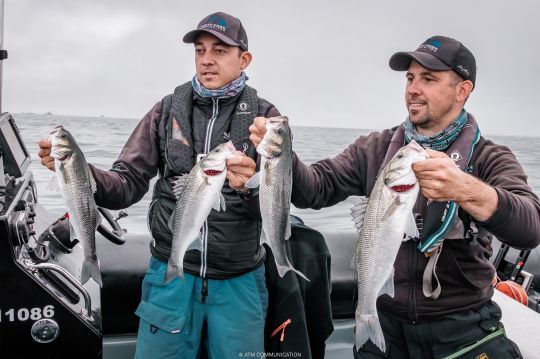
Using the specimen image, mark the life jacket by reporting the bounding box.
[147,82,272,278]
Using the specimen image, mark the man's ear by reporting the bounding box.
[240,51,252,70]
[457,80,473,102]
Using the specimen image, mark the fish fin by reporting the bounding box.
[276,262,310,282]
[403,211,419,241]
[171,174,189,200]
[95,209,102,229]
[212,193,226,212]
[220,193,226,211]
[80,259,102,287]
[350,254,356,270]
[87,166,97,193]
[69,222,78,242]
[350,197,369,233]
[47,176,60,192]
[355,312,386,354]
[380,272,395,298]
[164,260,183,284]
[381,197,401,222]
[284,216,291,240]
[167,213,174,232]
[245,172,260,189]
[187,235,203,252]
[260,229,268,245]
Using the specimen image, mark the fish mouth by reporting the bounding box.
[52,153,70,161]
[389,183,416,193]
[203,169,223,176]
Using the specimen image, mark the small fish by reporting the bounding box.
[165,140,237,283]
[247,116,308,281]
[49,126,102,287]
[352,140,428,352]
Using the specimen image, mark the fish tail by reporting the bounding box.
[164,260,183,284]
[354,311,386,354]
[276,262,310,282]
[81,259,102,287]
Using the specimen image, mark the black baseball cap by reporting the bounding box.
[389,35,476,87]
[183,12,248,51]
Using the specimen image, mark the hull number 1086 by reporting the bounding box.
[0,305,55,323]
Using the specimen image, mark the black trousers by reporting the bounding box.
[353,301,522,359]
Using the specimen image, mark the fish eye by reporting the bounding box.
[396,153,404,159]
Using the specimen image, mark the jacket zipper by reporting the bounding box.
[200,98,219,280]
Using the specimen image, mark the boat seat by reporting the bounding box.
[97,225,360,335]
[97,234,150,335]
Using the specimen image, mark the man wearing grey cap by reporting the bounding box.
[251,35,540,357]
[38,11,279,359]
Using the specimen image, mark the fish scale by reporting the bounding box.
[254,116,308,281]
[353,140,428,353]
[50,126,102,287]
[165,141,236,283]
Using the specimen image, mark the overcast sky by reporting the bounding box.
[3,0,539,136]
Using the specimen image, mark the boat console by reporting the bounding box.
[0,112,127,357]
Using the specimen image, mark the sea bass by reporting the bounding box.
[247,116,308,281]
[49,126,102,287]
[165,140,237,283]
[352,140,428,352]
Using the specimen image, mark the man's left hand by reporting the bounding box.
[226,151,256,191]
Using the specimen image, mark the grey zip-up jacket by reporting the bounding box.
[89,87,279,279]
[290,120,540,322]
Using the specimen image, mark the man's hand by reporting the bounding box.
[38,139,56,171]
[226,151,256,191]
[413,149,498,221]
[249,117,267,148]
[412,149,465,202]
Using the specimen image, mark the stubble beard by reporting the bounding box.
[410,110,434,132]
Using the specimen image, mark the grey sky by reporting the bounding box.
[3,0,539,136]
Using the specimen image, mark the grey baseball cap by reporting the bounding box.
[389,35,476,87]
[183,12,248,51]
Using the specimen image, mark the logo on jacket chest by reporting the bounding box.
[236,102,251,115]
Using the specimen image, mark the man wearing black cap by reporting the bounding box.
[251,35,540,358]
[38,11,279,359]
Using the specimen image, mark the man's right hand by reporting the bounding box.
[38,139,55,171]
[248,117,267,148]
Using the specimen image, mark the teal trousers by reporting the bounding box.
[134,257,268,359]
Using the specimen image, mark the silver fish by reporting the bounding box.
[49,126,102,287]
[165,140,237,283]
[248,116,308,281]
[352,140,428,352]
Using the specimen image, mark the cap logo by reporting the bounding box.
[418,39,441,52]
[200,16,227,32]
[456,64,470,76]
